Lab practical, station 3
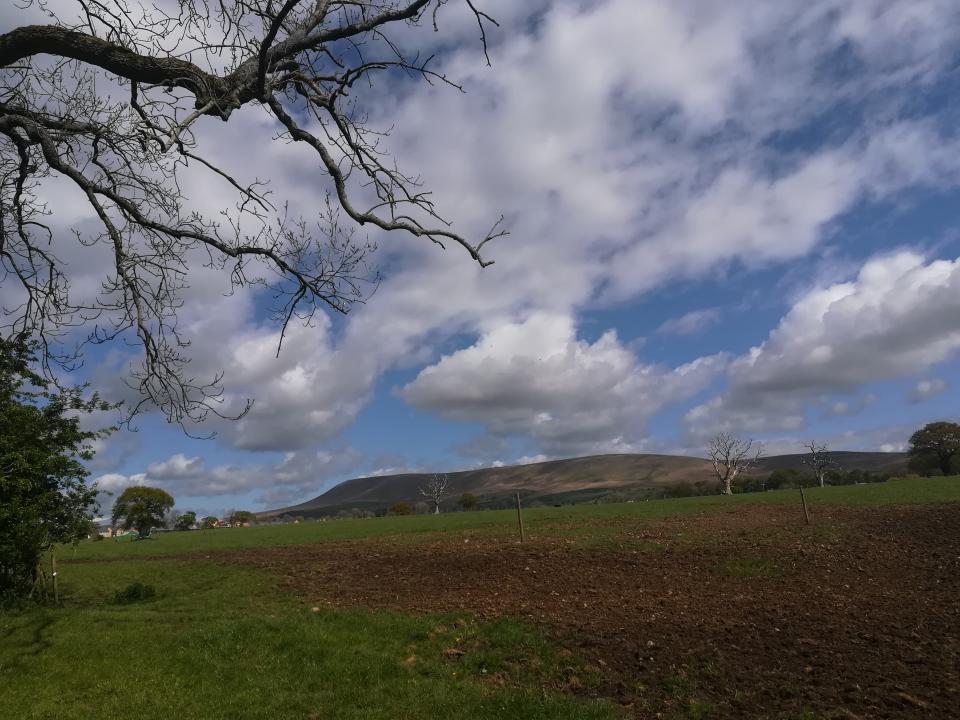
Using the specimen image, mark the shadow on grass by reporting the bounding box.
[0,612,56,673]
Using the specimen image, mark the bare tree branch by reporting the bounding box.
[419,472,448,514]
[707,432,763,495]
[0,0,503,431]
[802,440,838,488]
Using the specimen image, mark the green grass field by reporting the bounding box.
[65,476,960,560]
[2,477,957,720]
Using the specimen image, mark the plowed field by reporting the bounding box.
[221,503,960,719]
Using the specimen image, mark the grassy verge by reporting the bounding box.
[0,558,614,720]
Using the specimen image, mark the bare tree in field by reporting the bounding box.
[707,432,763,495]
[419,473,448,514]
[0,1,504,426]
[802,441,838,487]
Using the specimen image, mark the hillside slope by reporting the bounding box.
[261,451,908,518]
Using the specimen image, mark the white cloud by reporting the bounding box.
[687,252,960,434]
[8,1,960,501]
[658,308,722,336]
[908,378,948,403]
[92,446,363,507]
[401,313,727,456]
[826,394,877,418]
[93,472,146,494]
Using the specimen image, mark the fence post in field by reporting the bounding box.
[51,554,60,605]
[799,485,811,526]
[515,492,525,542]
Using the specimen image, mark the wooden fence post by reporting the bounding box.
[799,486,811,526]
[515,492,525,543]
[51,554,59,606]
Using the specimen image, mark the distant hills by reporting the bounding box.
[259,451,908,519]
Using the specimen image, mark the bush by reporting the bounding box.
[733,475,767,494]
[664,480,713,498]
[113,582,156,605]
[388,501,413,516]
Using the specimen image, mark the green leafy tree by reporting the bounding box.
[459,492,477,510]
[0,337,113,597]
[765,468,802,490]
[174,511,197,531]
[908,421,960,476]
[229,510,254,526]
[389,501,413,516]
[200,516,218,530]
[112,486,175,538]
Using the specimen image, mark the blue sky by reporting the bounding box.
[4,0,960,517]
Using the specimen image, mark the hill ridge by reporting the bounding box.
[260,450,907,518]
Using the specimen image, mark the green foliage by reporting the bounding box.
[765,468,801,490]
[112,486,175,538]
[229,510,255,526]
[113,581,156,604]
[733,475,767,494]
[389,501,414,516]
[0,337,113,598]
[459,492,477,509]
[757,467,888,491]
[664,480,712,498]
[174,511,197,531]
[200,515,218,529]
[908,421,960,476]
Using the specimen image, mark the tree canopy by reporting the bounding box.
[229,510,255,526]
[112,486,175,538]
[0,337,111,597]
[908,421,960,476]
[174,511,197,531]
[0,1,502,427]
[389,501,413,516]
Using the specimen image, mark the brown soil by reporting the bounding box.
[222,504,960,719]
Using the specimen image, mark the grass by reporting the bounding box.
[1,559,614,720]
[719,556,781,578]
[66,476,960,561]
[3,476,957,719]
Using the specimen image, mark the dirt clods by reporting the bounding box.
[221,503,960,718]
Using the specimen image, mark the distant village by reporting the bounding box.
[94,512,257,538]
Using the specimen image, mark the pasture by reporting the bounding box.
[2,478,958,719]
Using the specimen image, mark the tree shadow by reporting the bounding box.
[0,613,57,674]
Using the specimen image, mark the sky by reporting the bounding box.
[4,0,960,517]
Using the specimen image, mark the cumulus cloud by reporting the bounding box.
[400,313,727,456]
[92,447,363,507]
[9,1,960,503]
[908,378,948,403]
[63,3,960,439]
[825,394,877,418]
[686,252,960,435]
[94,472,146,494]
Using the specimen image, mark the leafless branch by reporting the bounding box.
[0,0,502,430]
[707,432,763,495]
[419,472,448,514]
[802,440,838,488]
